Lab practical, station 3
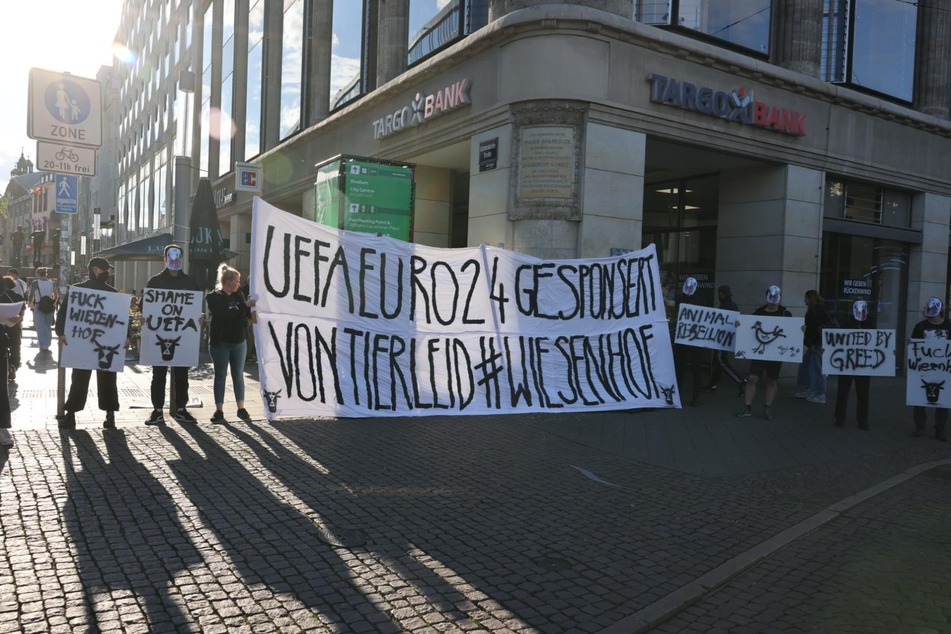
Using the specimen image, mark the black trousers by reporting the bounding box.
[4,324,21,370]
[0,355,10,428]
[709,349,745,386]
[913,405,948,432]
[64,368,119,413]
[834,374,870,426]
[675,344,705,403]
[151,366,190,411]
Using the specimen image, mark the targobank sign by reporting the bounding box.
[373,79,472,139]
[647,73,806,137]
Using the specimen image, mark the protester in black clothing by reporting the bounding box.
[736,285,793,420]
[703,284,747,395]
[207,264,256,423]
[4,268,27,381]
[834,300,873,430]
[0,278,23,446]
[910,297,949,442]
[144,244,203,425]
[673,276,708,407]
[55,257,128,430]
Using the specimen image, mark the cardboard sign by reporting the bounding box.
[674,304,738,351]
[821,328,896,376]
[139,289,204,367]
[733,315,804,363]
[60,287,130,372]
[906,338,951,408]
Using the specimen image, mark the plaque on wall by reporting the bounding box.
[516,126,576,200]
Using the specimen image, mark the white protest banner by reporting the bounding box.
[139,289,204,367]
[733,315,804,363]
[60,286,130,372]
[905,338,951,407]
[821,328,896,376]
[249,198,679,419]
[674,304,738,351]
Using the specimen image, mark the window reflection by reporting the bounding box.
[245,0,264,158]
[330,0,364,110]
[280,0,304,139]
[408,0,460,65]
[635,0,770,53]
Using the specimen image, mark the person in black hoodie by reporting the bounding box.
[834,300,873,430]
[673,276,708,407]
[55,257,128,430]
[702,284,747,395]
[206,264,255,423]
[909,297,950,442]
[0,277,23,446]
[143,244,203,425]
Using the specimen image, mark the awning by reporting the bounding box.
[94,232,239,263]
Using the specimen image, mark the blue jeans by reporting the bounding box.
[33,309,54,350]
[797,346,826,395]
[210,340,247,406]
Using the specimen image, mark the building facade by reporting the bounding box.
[100,0,951,343]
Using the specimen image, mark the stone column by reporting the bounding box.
[907,192,951,341]
[769,0,823,78]
[376,0,409,86]
[308,0,333,124]
[913,0,951,119]
[488,0,632,22]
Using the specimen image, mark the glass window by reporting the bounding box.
[245,0,264,158]
[635,0,770,54]
[280,0,304,139]
[220,0,236,175]
[824,177,912,228]
[200,2,213,176]
[330,0,365,110]
[408,0,460,66]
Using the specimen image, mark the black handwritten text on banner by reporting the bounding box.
[61,286,130,373]
[906,338,951,407]
[140,289,204,367]
[674,305,738,351]
[821,328,895,376]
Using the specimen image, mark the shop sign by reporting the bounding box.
[479,138,498,172]
[373,79,472,139]
[646,73,806,137]
[842,278,873,296]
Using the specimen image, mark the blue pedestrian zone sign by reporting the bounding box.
[55,174,78,214]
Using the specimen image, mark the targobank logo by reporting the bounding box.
[373,79,472,139]
[647,73,805,137]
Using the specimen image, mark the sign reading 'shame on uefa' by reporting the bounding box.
[249,198,679,419]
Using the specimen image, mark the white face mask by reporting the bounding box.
[166,247,183,271]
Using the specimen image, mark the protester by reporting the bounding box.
[909,297,949,442]
[673,276,707,407]
[736,285,793,420]
[28,267,58,356]
[55,257,129,430]
[206,264,256,423]
[5,268,27,381]
[702,284,747,396]
[796,290,831,404]
[834,300,872,430]
[0,278,23,446]
[144,244,203,425]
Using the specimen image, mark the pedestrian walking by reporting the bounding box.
[55,257,128,430]
[144,245,203,425]
[795,290,832,404]
[5,268,27,382]
[0,278,23,446]
[206,264,256,423]
[736,285,793,420]
[702,284,747,396]
[909,297,949,442]
[834,300,873,430]
[28,267,58,356]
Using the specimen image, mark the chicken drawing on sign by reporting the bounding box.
[751,321,786,354]
[734,315,805,363]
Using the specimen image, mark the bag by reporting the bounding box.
[38,295,55,314]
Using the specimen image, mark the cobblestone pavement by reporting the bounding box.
[1,325,950,632]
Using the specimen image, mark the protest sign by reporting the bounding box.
[249,198,679,419]
[674,304,738,351]
[906,337,951,408]
[0,302,23,327]
[60,286,130,372]
[733,315,804,363]
[139,289,204,367]
[821,328,895,376]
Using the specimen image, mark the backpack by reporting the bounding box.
[38,295,56,314]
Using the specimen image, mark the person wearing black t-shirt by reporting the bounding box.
[910,297,950,442]
[736,285,793,420]
[206,263,255,423]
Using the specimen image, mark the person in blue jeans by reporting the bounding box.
[796,289,830,403]
[206,263,256,423]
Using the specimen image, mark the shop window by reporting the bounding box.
[330,0,369,111]
[824,177,911,228]
[407,1,488,67]
[635,0,770,55]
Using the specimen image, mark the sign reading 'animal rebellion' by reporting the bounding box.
[249,198,678,419]
[60,286,130,372]
[674,304,739,351]
[906,337,951,408]
[139,289,204,367]
[821,328,896,376]
[733,315,804,363]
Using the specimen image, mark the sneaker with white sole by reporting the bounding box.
[0,428,13,447]
[794,390,811,399]
[806,394,826,404]
[174,408,197,424]
[144,409,164,425]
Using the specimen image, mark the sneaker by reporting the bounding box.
[736,406,752,418]
[806,394,826,404]
[103,412,116,429]
[145,409,164,425]
[794,390,811,399]
[0,428,13,447]
[236,408,252,422]
[762,406,773,420]
[701,384,718,393]
[59,411,76,430]
[174,408,197,424]
[211,410,225,423]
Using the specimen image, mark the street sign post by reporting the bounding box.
[28,68,103,148]
[36,141,97,176]
[54,174,79,214]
